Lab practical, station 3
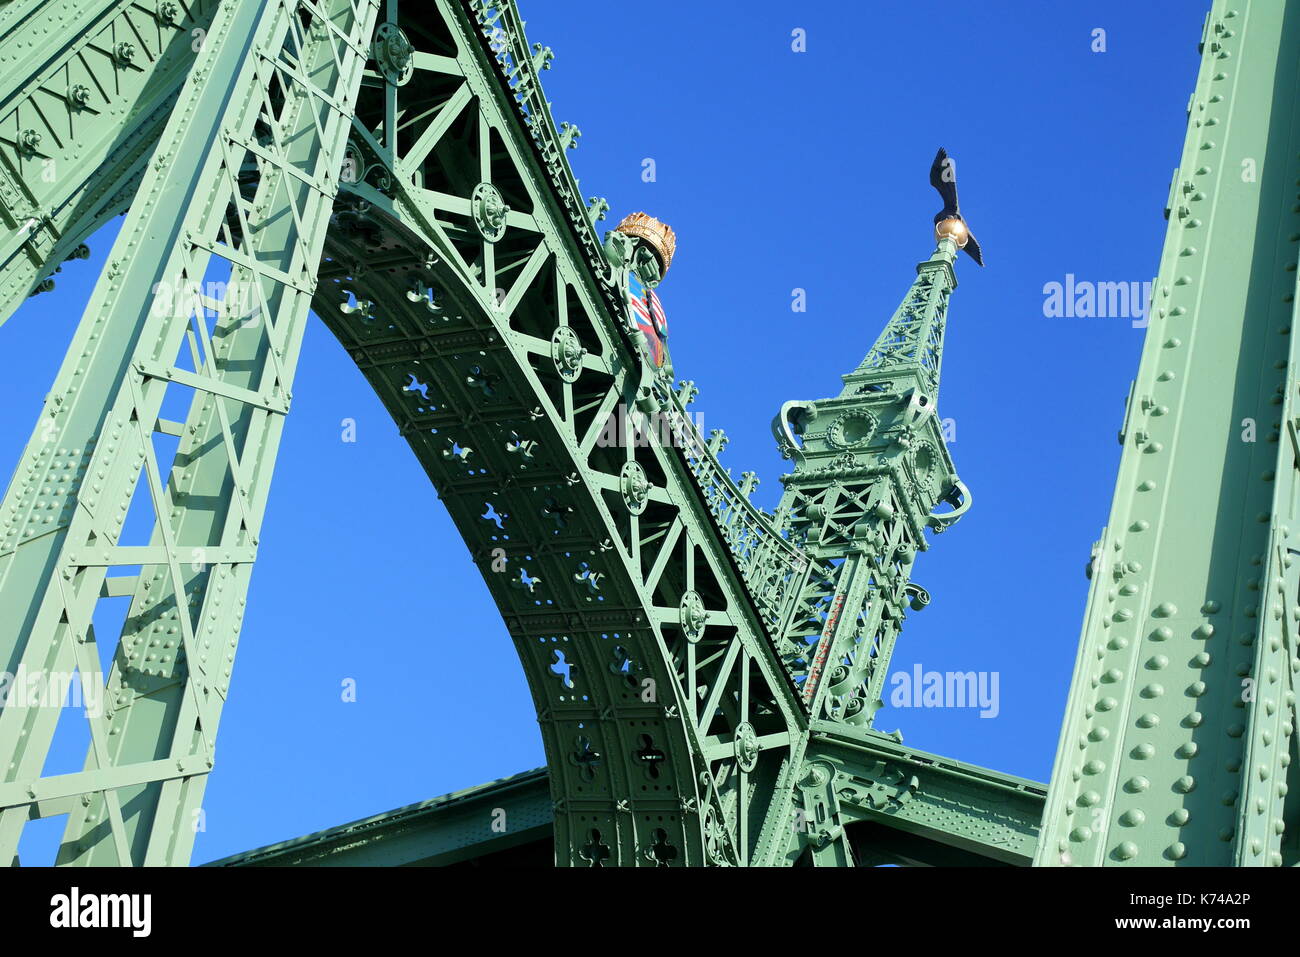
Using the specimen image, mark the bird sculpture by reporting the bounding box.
[929,147,984,267]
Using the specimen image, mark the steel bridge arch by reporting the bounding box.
[310,0,812,868]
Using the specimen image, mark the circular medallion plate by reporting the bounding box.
[619,461,649,514]
[471,182,509,242]
[373,23,414,86]
[734,722,759,772]
[551,326,584,383]
[828,411,876,449]
[679,590,706,642]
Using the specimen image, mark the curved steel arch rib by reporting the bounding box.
[311,0,808,866]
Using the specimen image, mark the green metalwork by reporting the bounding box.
[208,740,1045,867]
[1,0,1285,870]
[770,239,967,722]
[0,0,1033,868]
[206,768,556,867]
[314,0,811,867]
[0,0,220,326]
[0,0,380,865]
[1036,0,1300,868]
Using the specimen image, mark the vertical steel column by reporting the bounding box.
[0,0,378,865]
[1037,0,1300,867]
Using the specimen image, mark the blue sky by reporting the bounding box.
[2,0,1206,862]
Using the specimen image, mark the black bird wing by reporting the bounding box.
[929,147,960,218]
[964,230,984,267]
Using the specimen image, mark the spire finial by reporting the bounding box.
[929,148,984,267]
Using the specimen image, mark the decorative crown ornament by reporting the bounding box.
[614,211,676,274]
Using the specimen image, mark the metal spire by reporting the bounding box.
[840,232,959,401]
[766,224,973,808]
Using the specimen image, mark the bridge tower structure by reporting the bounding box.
[768,232,971,734]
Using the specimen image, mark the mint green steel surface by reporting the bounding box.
[0,0,219,327]
[205,768,555,867]
[807,725,1043,866]
[0,0,1011,867]
[312,0,807,867]
[770,238,967,724]
[1036,0,1300,867]
[205,741,1043,868]
[0,0,380,865]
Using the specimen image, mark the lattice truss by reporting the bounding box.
[0,0,221,328]
[775,479,921,724]
[849,268,950,394]
[0,0,380,865]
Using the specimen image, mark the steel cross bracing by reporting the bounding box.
[1038,0,1300,867]
[769,243,970,742]
[0,0,220,327]
[0,0,1025,867]
[0,0,380,865]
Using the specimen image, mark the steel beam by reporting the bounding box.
[205,747,1043,868]
[0,0,379,866]
[1037,0,1300,867]
[0,0,220,327]
[204,768,553,867]
[0,0,1023,868]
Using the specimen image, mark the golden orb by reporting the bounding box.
[615,211,676,274]
[934,217,969,248]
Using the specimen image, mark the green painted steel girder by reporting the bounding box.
[1037,0,1300,867]
[204,739,1044,868]
[0,0,220,326]
[313,0,810,867]
[0,0,380,866]
[205,768,555,867]
[806,725,1043,867]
